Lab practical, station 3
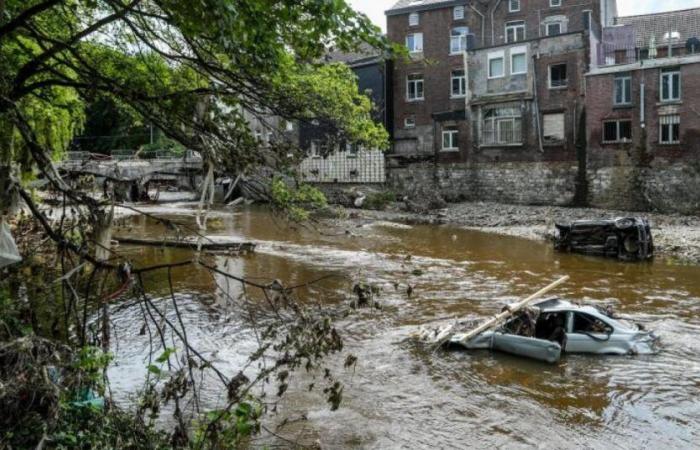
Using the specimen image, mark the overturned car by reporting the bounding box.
[554,217,653,261]
[449,299,658,364]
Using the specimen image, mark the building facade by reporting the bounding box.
[385,0,617,205]
[297,48,392,184]
[385,0,700,212]
[586,8,700,212]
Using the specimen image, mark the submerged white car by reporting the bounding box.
[449,298,659,363]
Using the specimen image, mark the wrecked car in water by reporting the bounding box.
[449,299,658,363]
[554,218,653,261]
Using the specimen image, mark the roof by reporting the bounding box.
[615,7,700,48]
[385,0,466,16]
[324,42,384,67]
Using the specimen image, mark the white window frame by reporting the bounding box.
[543,113,565,142]
[406,33,423,53]
[613,74,632,105]
[659,115,680,144]
[549,63,568,88]
[404,116,416,128]
[442,128,459,151]
[509,0,521,12]
[408,12,419,26]
[505,21,525,43]
[482,105,523,146]
[451,70,466,98]
[453,6,464,20]
[602,120,632,143]
[406,74,424,101]
[450,27,470,54]
[550,0,562,6]
[510,46,527,75]
[488,51,505,79]
[660,68,681,102]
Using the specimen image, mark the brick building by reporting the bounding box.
[586,8,700,212]
[385,0,617,205]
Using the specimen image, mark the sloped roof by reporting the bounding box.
[324,42,383,67]
[386,0,464,16]
[615,7,700,48]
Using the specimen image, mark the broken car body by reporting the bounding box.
[449,299,658,364]
[554,218,654,261]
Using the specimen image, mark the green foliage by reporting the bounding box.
[271,177,327,221]
[192,399,263,448]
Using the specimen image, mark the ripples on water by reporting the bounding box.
[109,206,700,448]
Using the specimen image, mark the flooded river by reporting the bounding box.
[109,204,700,449]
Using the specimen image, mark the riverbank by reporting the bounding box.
[325,201,700,264]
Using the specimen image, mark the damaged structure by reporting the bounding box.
[297,46,392,185]
[383,1,700,213]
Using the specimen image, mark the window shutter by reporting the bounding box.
[543,113,565,141]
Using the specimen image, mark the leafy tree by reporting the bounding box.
[0,0,392,447]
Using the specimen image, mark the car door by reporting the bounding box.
[565,312,614,354]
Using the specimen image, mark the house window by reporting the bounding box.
[488,52,505,78]
[661,68,681,102]
[409,12,419,26]
[451,70,466,97]
[346,142,360,157]
[482,104,522,145]
[404,116,416,128]
[309,140,322,157]
[549,63,567,88]
[407,74,424,101]
[453,6,465,20]
[442,127,459,151]
[660,115,680,144]
[543,113,565,143]
[550,0,562,6]
[511,47,527,74]
[583,10,592,31]
[406,33,423,53]
[546,22,562,36]
[614,73,632,105]
[450,27,470,53]
[509,0,521,12]
[602,120,632,143]
[505,21,525,43]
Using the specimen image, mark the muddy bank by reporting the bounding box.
[325,201,700,264]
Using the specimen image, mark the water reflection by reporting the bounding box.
[109,204,700,448]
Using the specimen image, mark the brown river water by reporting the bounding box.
[108,204,700,449]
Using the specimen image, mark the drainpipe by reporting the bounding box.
[463,49,470,116]
[532,51,545,153]
[491,0,503,46]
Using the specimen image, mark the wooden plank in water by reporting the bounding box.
[115,236,256,252]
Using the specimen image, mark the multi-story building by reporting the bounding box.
[387,0,615,158]
[385,0,700,213]
[586,8,700,211]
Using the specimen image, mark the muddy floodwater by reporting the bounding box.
[109,204,700,449]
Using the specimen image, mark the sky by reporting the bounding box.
[348,0,700,32]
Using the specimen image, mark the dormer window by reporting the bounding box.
[453,6,465,20]
[409,12,419,26]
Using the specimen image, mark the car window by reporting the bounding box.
[572,313,612,334]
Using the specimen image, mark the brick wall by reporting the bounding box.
[586,59,700,212]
